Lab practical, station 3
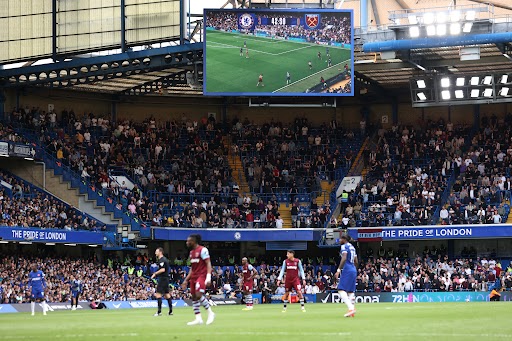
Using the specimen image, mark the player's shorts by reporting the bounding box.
[243,281,253,292]
[31,290,44,300]
[156,277,170,294]
[285,279,302,292]
[338,270,357,292]
[190,276,206,296]
[71,291,80,299]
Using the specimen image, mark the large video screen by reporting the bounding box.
[204,9,354,97]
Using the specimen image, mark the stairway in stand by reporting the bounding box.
[224,136,250,195]
[278,203,293,228]
[315,180,335,207]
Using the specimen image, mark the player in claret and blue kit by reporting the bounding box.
[277,250,306,313]
[69,275,82,311]
[335,234,358,317]
[28,264,49,316]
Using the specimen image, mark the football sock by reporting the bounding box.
[300,298,305,308]
[339,290,353,310]
[31,301,35,314]
[167,298,173,313]
[193,300,201,315]
[349,293,356,310]
[246,294,253,307]
[157,297,162,313]
[199,296,211,311]
[283,300,288,309]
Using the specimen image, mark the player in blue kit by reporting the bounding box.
[335,234,358,317]
[69,275,82,311]
[28,264,48,316]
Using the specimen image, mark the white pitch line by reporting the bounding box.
[208,41,314,56]
[272,59,350,93]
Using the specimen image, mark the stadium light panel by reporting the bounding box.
[437,12,447,24]
[441,90,451,100]
[483,88,493,97]
[483,76,492,85]
[424,13,435,25]
[450,11,461,22]
[500,87,510,96]
[417,80,426,88]
[450,23,461,35]
[426,25,436,36]
[466,11,476,21]
[456,77,465,86]
[417,92,427,101]
[409,26,420,38]
[470,89,480,98]
[470,76,479,85]
[463,22,473,33]
[440,77,450,88]
[408,15,418,25]
[436,24,447,36]
[455,90,464,98]
[501,75,508,84]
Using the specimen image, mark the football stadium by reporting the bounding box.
[1,0,512,340]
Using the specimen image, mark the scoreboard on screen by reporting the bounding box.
[204,9,354,97]
[238,14,319,30]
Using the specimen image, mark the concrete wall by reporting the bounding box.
[6,88,512,129]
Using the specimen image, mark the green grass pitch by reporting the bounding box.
[3,303,511,340]
[205,30,352,94]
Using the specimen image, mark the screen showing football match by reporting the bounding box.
[204,9,354,97]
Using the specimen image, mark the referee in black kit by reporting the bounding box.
[151,247,173,316]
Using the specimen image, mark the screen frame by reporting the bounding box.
[203,8,354,97]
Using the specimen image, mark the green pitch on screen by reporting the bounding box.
[205,31,351,94]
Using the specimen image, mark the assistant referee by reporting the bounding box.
[151,247,173,316]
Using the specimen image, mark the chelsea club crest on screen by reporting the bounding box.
[239,13,254,29]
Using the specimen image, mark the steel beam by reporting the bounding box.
[122,70,190,95]
[355,55,510,72]
[0,44,203,89]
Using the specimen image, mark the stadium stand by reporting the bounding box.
[1,252,510,304]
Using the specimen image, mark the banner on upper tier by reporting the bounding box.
[349,225,512,241]
[153,228,314,242]
[0,227,105,244]
[316,291,512,303]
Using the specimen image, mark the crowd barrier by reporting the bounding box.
[0,293,508,313]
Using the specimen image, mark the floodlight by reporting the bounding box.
[437,12,447,24]
[450,11,461,22]
[463,22,473,33]
[455,90,464,99]
[424,13,435,25]
[426,25,436,36]
[466,11,476,21]
[450,23,461,35]
[470,76,479,86]
[456,77,465,86]
[483,88,493,97]
[436,24,447,36]
[440,77,450,88]
[409,26,420,38]
[417,92,427,101]
[483,76,492,85]
[408,15,418,25]
[470,89,479,98]
[441,90,451,100]
[500,87,510,96]
[417,80,426,88]
[501,75,508,84]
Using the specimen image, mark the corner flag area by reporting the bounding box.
[205,30,351,94]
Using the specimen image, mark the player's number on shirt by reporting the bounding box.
[350,248,356,262]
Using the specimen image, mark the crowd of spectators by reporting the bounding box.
[206,11,238,31]
[2,248,511,304]
[7,106,362,229]
[440,114,512,225]
[0,170,103,230]
[254,15,352,44]
[336,119,469,228]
